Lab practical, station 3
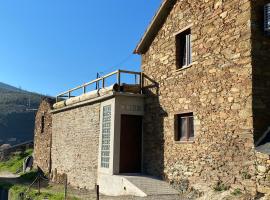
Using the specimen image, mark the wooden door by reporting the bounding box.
[120,115,142,173]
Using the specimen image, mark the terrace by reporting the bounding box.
[53,70,144,109]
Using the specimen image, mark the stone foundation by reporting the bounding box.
[256,151,270,194]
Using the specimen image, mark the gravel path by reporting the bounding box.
[0,171,19,178]
[98,194,184,200]
[47,184,185,200]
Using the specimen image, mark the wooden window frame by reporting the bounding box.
[174,113,194,142]
[176,28,192,69]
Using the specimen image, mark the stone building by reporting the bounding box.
[33,98,55,174]
[34,0,270,197]
[134,0,270,195]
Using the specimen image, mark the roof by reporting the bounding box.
[134,0,177,55]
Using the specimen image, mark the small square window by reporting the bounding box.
[175,113,194,142]
[176,29,192,69]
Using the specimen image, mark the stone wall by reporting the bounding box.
[255,151,270,194]
[251,0,270,143]
[141,0,258,194]
[51,102,100,190]
[33,98,54,174]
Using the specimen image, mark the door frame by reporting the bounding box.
[119,114,143,174]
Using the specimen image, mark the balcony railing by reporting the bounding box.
[56,70,143,102]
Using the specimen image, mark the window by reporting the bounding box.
[176,29,192,68]
[175,113,194,142]
[41,115,45,133]
[101,105,112,168]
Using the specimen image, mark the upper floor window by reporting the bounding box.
[176,29,192,69]
[175,112,194,142]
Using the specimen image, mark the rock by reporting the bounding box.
[257,166,267,173]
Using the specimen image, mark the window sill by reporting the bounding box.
[175,62,198,72]
[175,140,195,144]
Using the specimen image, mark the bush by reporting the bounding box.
[231,188,242,196]
[9,185,81,200]
[213,182,229,192]
[19,170,39,182]
[0,148,33,173]
[0,182,13,190]
[241,171,252,180]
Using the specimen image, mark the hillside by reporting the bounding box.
[0,82,44,146]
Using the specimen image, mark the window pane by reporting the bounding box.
[101,105,111,168]
[189,116,194,139]
[187,34,192,65]
[176,29,191,68]
[182,36,187,66]
[180,117,188,140]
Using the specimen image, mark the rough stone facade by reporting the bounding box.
[33,98,54,174]
[256,151,270,194]
[140,0,270,195]
[51,102,100,190]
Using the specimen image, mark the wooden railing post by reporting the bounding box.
[102,78,105,88]
[135,74,137,84]
[117,70,121,86]
[96,184,100,200]
[64,174,68,200]
[140,72,144,94]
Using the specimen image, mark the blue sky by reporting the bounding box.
[0,1,161,96]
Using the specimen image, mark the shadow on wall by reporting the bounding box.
[142,74,167,178]
[251,1,270,145]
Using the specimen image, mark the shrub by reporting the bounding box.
[231,188,242,196]
[213,182,229,192]
[241,171,252,180]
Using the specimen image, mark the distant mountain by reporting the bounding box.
[0,82,44,145]
[0,82,27,93]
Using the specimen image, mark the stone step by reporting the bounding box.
[98,173,179,197]
[123,175,179,196]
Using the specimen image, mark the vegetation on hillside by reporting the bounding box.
[0,183,81,200]
[8,185,81,200]
[0,82,44,145]
[0,148,33,173]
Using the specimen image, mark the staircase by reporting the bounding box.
[98,173,179,197]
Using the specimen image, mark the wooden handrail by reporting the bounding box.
[56,69,142,102]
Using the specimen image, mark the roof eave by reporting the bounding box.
[134,0,177,55]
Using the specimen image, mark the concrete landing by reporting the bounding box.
[124,175,179,196]
[98,173,179,197]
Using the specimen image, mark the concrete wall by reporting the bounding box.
[51,102,100,190]
[33,98,54,173]
[97,94,144,175]
[141,0,257,193]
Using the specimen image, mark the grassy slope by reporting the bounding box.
[0,183,80,200]
[0,148,81,199]
[9,185,80,200]
[0,149,33,173]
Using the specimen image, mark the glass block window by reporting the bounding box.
[101,105,112,168]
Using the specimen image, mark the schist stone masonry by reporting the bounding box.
[34,0,270,197]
